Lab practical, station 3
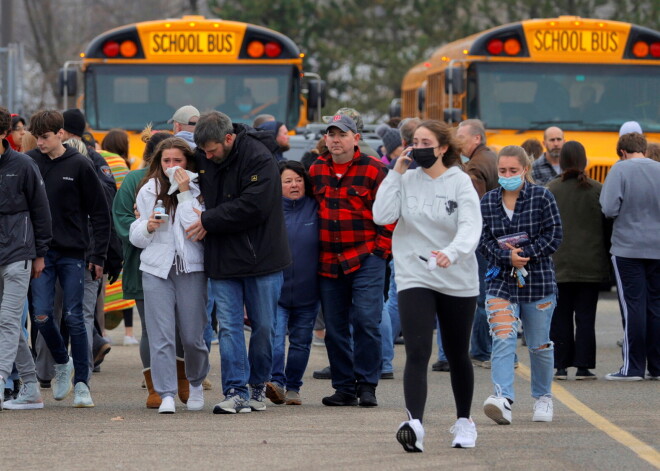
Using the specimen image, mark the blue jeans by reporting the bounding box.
[271,302,320,392]
[436,319,447,362]
[204,279,216,351]
[470,252,492,361]
[320,255,386,394]
[380,260,400,374]
[209,271,283,399]
[487,293,556,402]
[30,250,89,385]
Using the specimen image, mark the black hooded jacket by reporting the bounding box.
[27,145,110,265]
[196,123,291,278]
[0,141,52,265]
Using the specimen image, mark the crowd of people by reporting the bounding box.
[0,102,658,453]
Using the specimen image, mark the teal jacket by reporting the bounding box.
[112,168,147,299]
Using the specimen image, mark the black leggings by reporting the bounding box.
[399,288,476,421]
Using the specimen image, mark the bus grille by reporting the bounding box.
[588,165,610,183]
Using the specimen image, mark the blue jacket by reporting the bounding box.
[278,195,319,309]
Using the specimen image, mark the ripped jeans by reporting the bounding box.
[486,294,556,402]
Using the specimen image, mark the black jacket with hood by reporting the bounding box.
[27,145,110,266]
[197,123,291,278]
[0,140,52,265]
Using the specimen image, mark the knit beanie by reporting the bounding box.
[63,109,87,137]
[376,124,402,156]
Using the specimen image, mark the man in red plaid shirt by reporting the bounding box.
[309,114,392,408]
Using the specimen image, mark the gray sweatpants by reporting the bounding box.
[35,270,100,382]
[143,268,209,398]
[0,260,37,384]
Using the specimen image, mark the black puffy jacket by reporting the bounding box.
[197,124,291,278]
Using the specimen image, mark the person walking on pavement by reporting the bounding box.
[479,145,562,425]
[374,120,481,450]
[309,114,392,408]
[600,132,660,381]
[0,107,52,411]
[547,141,610,380]
[186,111,290,414]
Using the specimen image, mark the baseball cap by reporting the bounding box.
[322,107,364,132]
[618,121,643,136]
[325,114,358,134]
[168,105,200,125]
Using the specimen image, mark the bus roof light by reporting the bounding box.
[632,41,649,58]
[504,38,521,55]
[120,40,138,58]
[486,39,503,55]
[247,40,265,58]
[265,41,282,58]
[102,41,120,58]
[650,42,660,58]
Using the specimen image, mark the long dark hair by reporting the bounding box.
[279,160,313,197]
[560,141,591,188]
[137,137,196,217]
[416,120,461,168]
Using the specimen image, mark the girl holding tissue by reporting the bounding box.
[478,145,562,426]
[129,137,209,414]
[373,120,482,451]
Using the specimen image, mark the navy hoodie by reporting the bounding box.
[278,195,319,309]
[28,145,110,265]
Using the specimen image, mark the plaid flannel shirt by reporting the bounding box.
[309,149,393,278]
[531,154,559,185]
[478,183,563,304]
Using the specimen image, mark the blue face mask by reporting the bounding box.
[498,174,524,191]
[238,104,252,113]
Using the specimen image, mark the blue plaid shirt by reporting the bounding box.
[478,183,563,304]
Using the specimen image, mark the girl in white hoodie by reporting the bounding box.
[373,120,481,451]
[129,137,209,414]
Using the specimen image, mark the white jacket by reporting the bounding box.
[373,166,481,296]
[129,178,204,279]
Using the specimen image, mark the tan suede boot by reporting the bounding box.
[176,358,189,404]
[143,368,162,409]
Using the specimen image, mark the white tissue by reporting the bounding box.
[165,166,198,195]
[426,256,437,271]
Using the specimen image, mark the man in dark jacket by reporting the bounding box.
[26,110,110,408]
[456,119,499,368]
[0,107,52,411]
[187,111,291,414]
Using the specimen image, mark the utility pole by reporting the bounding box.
[0,0,13,47]
[1,0,14,109]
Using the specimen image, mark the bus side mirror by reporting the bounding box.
[58,68,77,97]
[307,79,326,122]
[444,66,464,95]
[389,98,401,118]
[443,108,462,123]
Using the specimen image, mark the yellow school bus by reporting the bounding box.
[399,17,660,181]
[61,15,323,167]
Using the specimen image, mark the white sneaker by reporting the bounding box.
[123,336,139,346]
[450,418,477,448]
[187,384,204,411]
[396,411,424,452]
[72,382,94,408]
[3,382,44,410]
[159,395,175,414]
[532,396,553,422]
[53,358,74,401]
[483,395,512,425]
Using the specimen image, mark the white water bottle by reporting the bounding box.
[154,199,169,231]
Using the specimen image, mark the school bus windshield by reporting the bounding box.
[84,63,299,131]
[468,62,660,132]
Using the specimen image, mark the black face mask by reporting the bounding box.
[411,147,438,169]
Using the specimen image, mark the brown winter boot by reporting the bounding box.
[176,358,189,404]
[143,368,162,409]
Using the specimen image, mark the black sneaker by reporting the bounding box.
[380,371,394,380]
[432,360,449,372]
[554,368,568,380]
[93,342,111,367]
[322,391,357,406]
[357,385,378,407]
[575,368,596,380]
[38,378,51,389]
[313,366,332,380]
